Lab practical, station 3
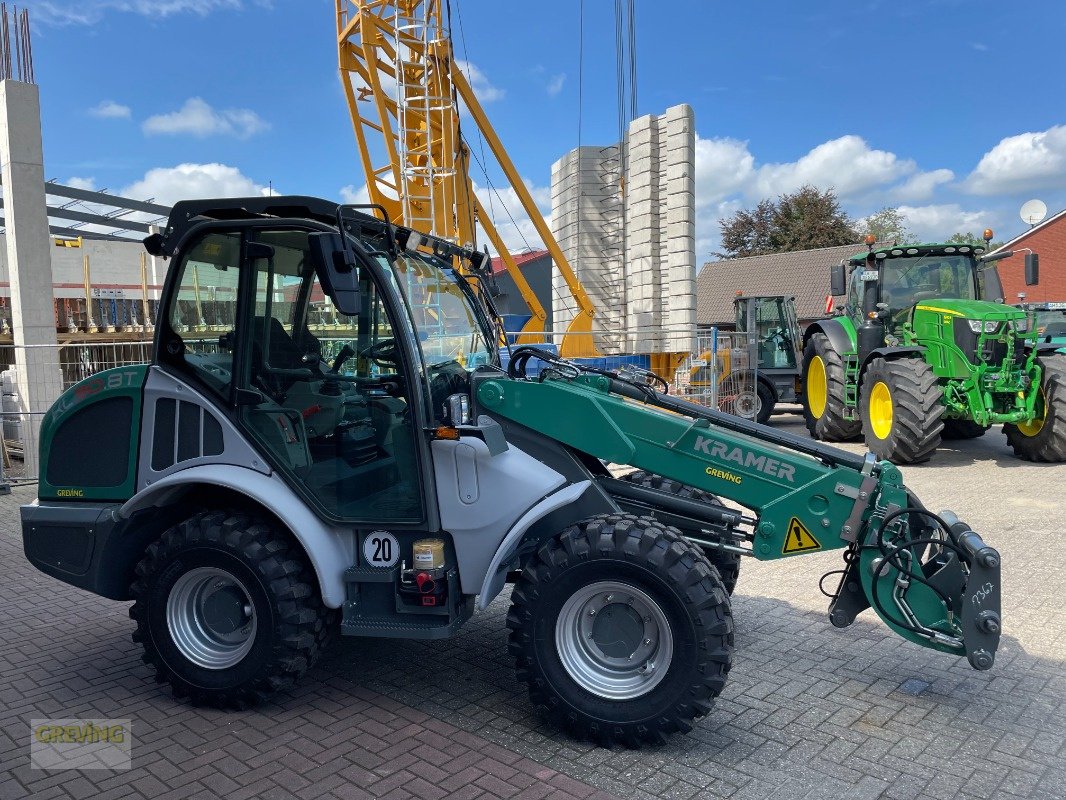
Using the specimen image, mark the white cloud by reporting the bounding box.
[546,73,566,97]
[897,204,997,241]
[751,135,915,199]
[455,60,505,104]
[88,100,131,119]
[891,168,954,202]
[965,125,1066,196]
[119,163,271,206]
[142,97,270,140]
[691,134,917,257]
[64,176,98,191]
[29,0,251,25]
[694,137,755,205]
[971,42,989,52]
[339,184,371,205]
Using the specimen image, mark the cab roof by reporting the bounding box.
[151,195,344,257]
[847,242,988,265]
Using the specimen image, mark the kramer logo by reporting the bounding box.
[693,436,796,483]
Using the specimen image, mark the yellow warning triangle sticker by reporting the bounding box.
[782,517,822,554]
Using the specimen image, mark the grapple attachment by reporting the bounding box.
[828,504,1001,670]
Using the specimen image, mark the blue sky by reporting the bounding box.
[23,0,1066,260]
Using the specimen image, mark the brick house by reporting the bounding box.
[987,208,1066,304]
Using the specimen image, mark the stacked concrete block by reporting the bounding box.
[550,104,696,356]
[550,145,627,354]
[660,104,696,354]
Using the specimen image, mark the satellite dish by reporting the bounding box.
[1019,199,1047,226]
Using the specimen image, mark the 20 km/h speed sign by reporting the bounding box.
[363,531,400,568]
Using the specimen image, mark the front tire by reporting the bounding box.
[801,333,861,441]
[860,357,945,464]
[618,470,741,594]
[1005,354,1066,462]
[507,514,733,746]
[130,510,334,708]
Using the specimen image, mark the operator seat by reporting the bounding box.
[250,316,322,397]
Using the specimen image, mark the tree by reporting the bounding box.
[947,231,1004,249]
[717,199,775,259]
[716,186,857,258]
[863,207,915,245]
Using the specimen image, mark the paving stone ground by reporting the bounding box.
[1,415,1064,799]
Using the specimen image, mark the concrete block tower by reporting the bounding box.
[550,104,696,356]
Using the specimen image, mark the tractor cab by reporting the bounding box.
[734,295,801,371]
[843,244,993,335]
[151,197,497,523]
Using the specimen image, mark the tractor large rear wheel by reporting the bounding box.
[860,357,945,464]
[1005,354,1066,462]
[618,470,741,594]
[801,333,861,441]
[507,514,733,746]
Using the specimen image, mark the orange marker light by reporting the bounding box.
[864,234,876,246]
[434,426,460,440]
[983,229,994,242]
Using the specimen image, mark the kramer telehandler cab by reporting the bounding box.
[801,234,1065,463]
[23,198,1002,746]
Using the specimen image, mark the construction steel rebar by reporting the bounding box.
[0,4,33,84]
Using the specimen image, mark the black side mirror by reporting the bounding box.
[308,232,362,315]
[143,232,165,257]
[830,263,847,296]
[1025,253,1039,286]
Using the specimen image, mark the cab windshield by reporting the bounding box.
[374,250,495,371]
[881,254,978,320]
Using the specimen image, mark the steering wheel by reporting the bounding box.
[361,338,400,367]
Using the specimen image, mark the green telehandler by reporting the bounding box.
[23,198,1001,746]
[800,233,1066,463]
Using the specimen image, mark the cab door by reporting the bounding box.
[234,227,427,525]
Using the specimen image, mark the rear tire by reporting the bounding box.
[618,470,741,594]
[507,514,733,747]
[941,419,989,440]
[130,510,334,708]
[860,357,945,464]
[801,333,861,441]
[1005,354,1066,462]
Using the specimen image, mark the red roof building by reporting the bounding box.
[988,208,1066,304]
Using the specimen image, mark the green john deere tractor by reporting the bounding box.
[801,234,1066,464]
[22,198,1002,746]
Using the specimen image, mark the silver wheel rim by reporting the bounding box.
[555,580,674,700]
[166,566,257,670]
[733,390,760,419]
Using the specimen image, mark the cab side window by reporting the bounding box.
[165,232,242,397]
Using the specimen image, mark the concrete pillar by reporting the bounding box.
[0,80,63,475]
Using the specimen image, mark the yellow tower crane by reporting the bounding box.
[335,0,598,356]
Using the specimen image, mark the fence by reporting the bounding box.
[0,327,761,483]
[0,341,154,480]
